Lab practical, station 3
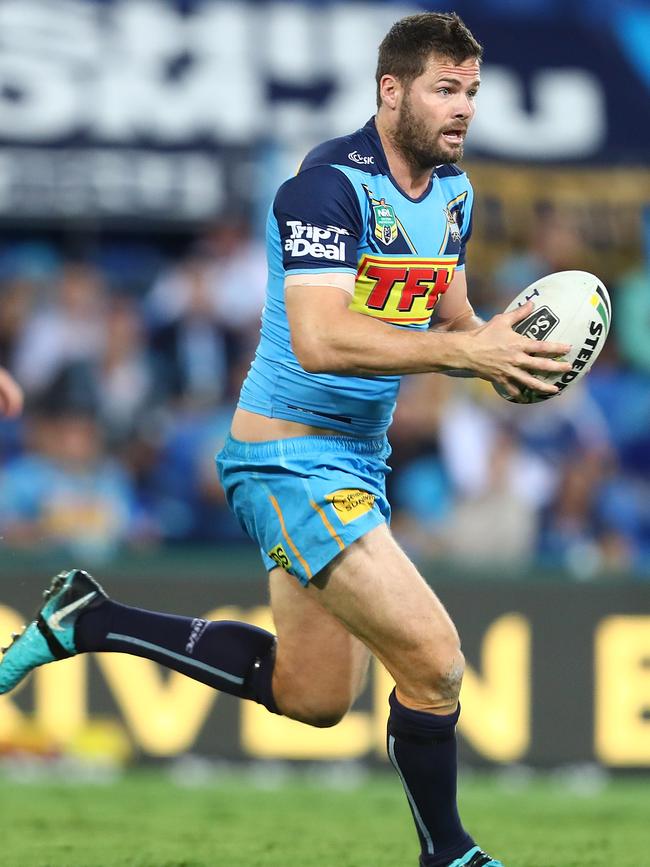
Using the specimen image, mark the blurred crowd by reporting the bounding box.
[0,214,649,578]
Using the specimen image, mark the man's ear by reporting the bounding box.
[379,74,402,111]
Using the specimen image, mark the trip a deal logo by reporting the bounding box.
[349,254,457,324]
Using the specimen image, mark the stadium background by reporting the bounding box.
[0,0,649,775]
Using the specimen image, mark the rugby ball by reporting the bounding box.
[495,270,611,403]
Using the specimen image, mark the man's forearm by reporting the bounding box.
[432,309,485,333]
[431,310,485,376]
[294,305,475,376]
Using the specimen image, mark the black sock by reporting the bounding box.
[75,600,280,714]
[387,689,474,867]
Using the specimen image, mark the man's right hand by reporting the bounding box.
[0,368,24,418]
[462,301,572,400]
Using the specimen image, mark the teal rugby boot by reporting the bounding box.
[444,847,505,867]
[0,569,107,694]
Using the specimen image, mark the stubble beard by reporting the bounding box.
[391,92,463,171]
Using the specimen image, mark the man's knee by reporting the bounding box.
[272,667,355,727]
[430,646,465,703]
[275,692,350,728]
[397,638,465,709]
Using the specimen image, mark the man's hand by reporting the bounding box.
[0,368,24,418]
[461,301,572,399]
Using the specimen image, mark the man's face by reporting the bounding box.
[392,55,481,169]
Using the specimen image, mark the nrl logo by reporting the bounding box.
[373,201,398,245]
[362,184,400,246]
[443,206,462,243]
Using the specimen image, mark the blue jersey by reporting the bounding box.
[238,117,474,437]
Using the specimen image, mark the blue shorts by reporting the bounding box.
[216,434,391,585]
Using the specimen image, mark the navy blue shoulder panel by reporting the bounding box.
[273,165,364,273]
[300,119,385,177]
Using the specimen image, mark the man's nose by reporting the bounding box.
[454,93,474,119]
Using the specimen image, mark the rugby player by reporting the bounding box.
[0,13,572,867]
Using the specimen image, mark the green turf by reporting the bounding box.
[0,767,647,866]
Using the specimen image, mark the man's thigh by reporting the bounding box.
[311,522,462,708]
[269,566,371,724]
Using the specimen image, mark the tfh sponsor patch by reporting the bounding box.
[325,489,375,524]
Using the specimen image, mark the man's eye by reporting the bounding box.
[437,87,450,95]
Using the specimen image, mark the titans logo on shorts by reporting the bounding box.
[239,116,474,438]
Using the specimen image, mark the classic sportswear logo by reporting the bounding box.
[47,591,97,632]
[348,150,374,165]
[284,220,349,261]
[325,489,375,525]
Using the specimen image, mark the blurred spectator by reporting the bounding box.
[614,267,650,374]
[148,252,241,408]
[0,376,144,563]
[145,219,265,408]
[437,387,551,565]
[142,358,252,544]
[0,276,36,370]
[388,375,454,558]
[444,428,539,566]
[146,218,266,337]
[539,448,633,577]
[585,362,650,572]
[0,241,60,289]
[198,218,268,335]
[98,294,154,446]
[491,210,589,311]
[144,405,245,544]
[13,262,108,397]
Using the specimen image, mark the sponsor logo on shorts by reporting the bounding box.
[268,543,292,571]
[284,221,349,261]
[348,150,374,165]
[514,305,559,340]
[325,489,375,525]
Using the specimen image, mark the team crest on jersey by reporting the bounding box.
[373,200,398,245]
[363,185,401,247]
[443,206,462,243]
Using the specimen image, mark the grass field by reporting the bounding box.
[0,764,647,867]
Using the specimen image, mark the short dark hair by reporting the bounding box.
[376,12,483,107]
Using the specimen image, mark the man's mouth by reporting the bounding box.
[441,129,465,145]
